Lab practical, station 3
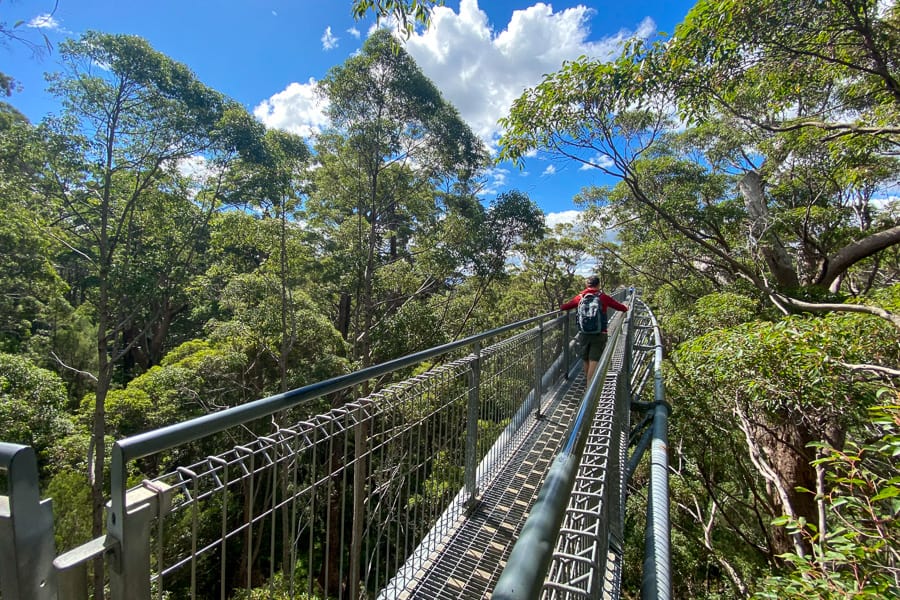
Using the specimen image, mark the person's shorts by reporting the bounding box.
[577,331,608,361]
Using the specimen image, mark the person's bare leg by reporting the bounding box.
[585,359,598,383]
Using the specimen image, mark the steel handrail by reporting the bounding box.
[113,310,561,464]
[491,307,628,599]
[106,309,566,597]
[638,298,672,600]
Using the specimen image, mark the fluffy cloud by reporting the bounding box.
[579,154,615,170]
[542,164,557,176]
[481,166,511,195]
[545,210,581,228]
[402,0,656,147]
[28,13,61,30]
[256,0,656,150]
[254,78,329,137]
[322,26,338,50]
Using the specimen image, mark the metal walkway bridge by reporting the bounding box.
[0,291,671,600]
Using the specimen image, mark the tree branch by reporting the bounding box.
[825,358,900,378]
[818,224,900,291]
[50,351,99,383]
[733,399,807,558]
[771,293,900,333]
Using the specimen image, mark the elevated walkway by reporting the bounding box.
[0,292,670,600]
[393,370,586,599]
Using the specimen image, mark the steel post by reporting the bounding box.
[350,402,369,599]
[640,301,671,600]
[0,443,55,600]
[533,320,544,416]
[465,341,481,505]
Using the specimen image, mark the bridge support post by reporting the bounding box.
[0,443,56,600]
[350,402,369,599]
[465,341,481,506]
[642,399,671,600]
[533,320,544,417]
[107,454,174,600]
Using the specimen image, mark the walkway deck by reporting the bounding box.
[392,370,589,599]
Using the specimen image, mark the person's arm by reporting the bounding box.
[560,294,581,311]
[602,293,628,312]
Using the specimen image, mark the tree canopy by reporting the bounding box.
[0,2,897,598]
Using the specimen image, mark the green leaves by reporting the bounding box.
[349,0,440,37]
[759,401,900,599]
[0,353,75,466]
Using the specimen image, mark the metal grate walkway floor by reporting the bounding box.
[394,370,590,599]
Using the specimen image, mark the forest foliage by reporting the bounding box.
[1,0,899,598]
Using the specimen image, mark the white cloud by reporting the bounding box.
[481,166,510,195]
[322,26,338,50]
[175,155,210,180]
[255,1,657,159]
[347,27,361,39]
[401,0,656,147]
[579,153,615,170]
[545,210,581,228]
[542,164,556,176]
[166,155,225,198]
[253,78,330,137]
[28,13,61,30]
[871,195,899,212]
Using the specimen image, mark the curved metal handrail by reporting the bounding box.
[492,306,629,599]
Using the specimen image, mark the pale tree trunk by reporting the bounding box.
[739,171,799,289]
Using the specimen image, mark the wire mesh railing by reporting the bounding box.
[0,291,669,600]
[40,311,573,600]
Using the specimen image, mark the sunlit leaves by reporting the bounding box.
[349,0,441,37]
[758,401,900,599]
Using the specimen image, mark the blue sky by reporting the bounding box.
[4,0,699,223]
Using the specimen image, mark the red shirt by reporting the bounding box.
[560,287,628,331]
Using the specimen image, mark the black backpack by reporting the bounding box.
[576,293,606,334]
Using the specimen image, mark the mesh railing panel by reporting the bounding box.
[116,320,565,600]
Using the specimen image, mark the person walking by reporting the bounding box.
[560,275,628,383]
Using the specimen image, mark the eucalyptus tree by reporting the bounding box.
[0,104,70,355]
[514,222,587,309]
[312,27,488,367]
[661,0,900,300]
[669,286,899,585]
[0,352,75,466]
[448,190,546,334]
[221,129,314,393]
[40,32,266,592]
[498,0,900,585]
[499,0,900,310]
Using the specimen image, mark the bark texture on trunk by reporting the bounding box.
[739,171,799,290]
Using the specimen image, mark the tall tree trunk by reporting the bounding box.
[92,277,110,600]
[756,419,818,557]
[739,171,799,289]
[338,292,351,340]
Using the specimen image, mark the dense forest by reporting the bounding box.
[1,0,898,598]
